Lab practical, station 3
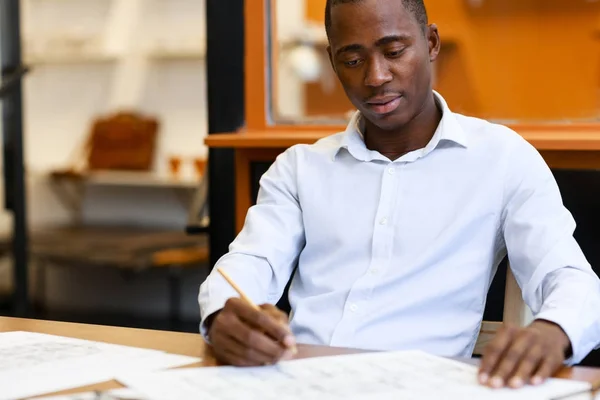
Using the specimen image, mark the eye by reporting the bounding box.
[386,48,406,58]
[343,59,362,67]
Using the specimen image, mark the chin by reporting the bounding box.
[362,108,411,132]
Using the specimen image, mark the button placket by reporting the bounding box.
[364,162,403,296]
[371,162,398,262]
[330,163,401,346]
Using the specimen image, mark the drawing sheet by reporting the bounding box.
[117,350,592,400]
[0,331,200,400]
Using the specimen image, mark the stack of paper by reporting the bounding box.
[0,331,200,400]
[117,350,592,400]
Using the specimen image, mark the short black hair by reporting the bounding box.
[324,0,428,38]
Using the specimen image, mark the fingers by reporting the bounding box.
[486,328,536,388]
[479,324,518,385]
[531,352,562,386]
[212,324,281,366]
[225,313,290,361]
[209,298,296,367]
[260,304,297,352]
[230,299,296,348]
[508,343,544,388]
[479,323,566,389]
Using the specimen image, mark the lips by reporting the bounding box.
[365,95,402,115]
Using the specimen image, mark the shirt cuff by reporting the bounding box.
[534,308,585,365]
[198,275,238,342]
[199,302,228,341]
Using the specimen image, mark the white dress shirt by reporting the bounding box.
[198,91,600,364]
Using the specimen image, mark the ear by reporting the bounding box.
[426,24,441,63]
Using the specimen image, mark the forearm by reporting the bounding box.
[197,147,304,340]
[534,267,600,364]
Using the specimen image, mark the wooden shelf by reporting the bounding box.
[50,170,200,189]
[86,171,199,188]
[204,129,600,151]
[520,131,600,151]
[147,49,206,61]
[24,53,119,65]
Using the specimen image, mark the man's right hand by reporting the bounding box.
[207,298,297,367]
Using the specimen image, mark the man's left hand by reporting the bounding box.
[478,320,572,389]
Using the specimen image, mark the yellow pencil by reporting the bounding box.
[217,267,297,354]
[217,268,260,311]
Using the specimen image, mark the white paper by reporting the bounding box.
[117,350,592,400]
[0,331,200,400]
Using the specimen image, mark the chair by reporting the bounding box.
[474,265,531,355]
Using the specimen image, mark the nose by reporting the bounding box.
[364,56,392,87]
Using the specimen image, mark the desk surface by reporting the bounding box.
[2,317,600,397]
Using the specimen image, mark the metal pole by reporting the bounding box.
[0,0,29,317]
[205,0,244,269]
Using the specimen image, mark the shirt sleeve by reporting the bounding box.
[198,146,306,340]
[502,135,600,365]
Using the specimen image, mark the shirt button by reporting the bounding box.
[370,268,379,274]
[388,168,395,175]
[349,304,358,312]
[379,217,388,225]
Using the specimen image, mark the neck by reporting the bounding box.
[363,93,442,161]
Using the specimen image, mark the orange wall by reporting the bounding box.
[304,0,600,121]
[306,0,325,23]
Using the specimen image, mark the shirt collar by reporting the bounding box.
[334,90,468,162]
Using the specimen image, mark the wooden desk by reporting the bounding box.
[2,317,600,397]
[0,317,362,397]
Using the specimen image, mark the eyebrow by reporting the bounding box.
[375,34,411,46]
[335,34,411,57]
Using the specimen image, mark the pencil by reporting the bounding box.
[217,268,260,311]
[217,267,297,354]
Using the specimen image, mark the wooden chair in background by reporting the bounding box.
[474,266,532,355]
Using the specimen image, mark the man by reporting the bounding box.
[199,0,600,389]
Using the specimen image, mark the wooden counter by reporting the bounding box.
[205,129,600,151]
[205,129,600,232]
